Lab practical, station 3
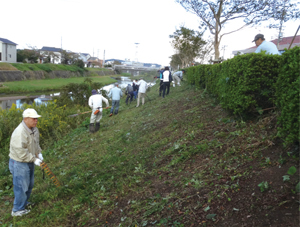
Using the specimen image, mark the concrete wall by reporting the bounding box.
[0,70,115,82]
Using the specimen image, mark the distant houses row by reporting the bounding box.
[0,38,103,68]
[0,38,162,69]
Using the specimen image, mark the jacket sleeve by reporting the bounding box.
[88,96,93,109]
[120,89,123,97]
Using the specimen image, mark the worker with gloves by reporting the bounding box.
[172,70,185,87]
[88,89,109,133]
[108,83,123,116]
[8,108,44,217]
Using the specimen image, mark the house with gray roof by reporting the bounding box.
[40,46,63,64]
[0,38,17,63]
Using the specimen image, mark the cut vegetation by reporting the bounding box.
[0,80,298,226]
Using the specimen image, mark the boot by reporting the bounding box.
[95,122,100,132]
[89,123,95,133]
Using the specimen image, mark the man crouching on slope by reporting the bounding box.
[88,89,109,133]
[9,108,44,216]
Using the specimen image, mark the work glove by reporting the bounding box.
[38,153,44,161]
[34,158,42,166]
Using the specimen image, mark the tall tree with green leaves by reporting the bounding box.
[170,26,206,68]
[176,0,300,59]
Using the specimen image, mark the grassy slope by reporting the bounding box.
[0,63,18,71]
[0,81,298,226]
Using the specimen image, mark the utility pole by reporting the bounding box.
[134,43,139,63]
[221,45,227,59]
[277,2,286,49]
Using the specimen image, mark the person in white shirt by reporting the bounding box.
[88,89,109,133]
[172,70,185,87]
[162,66,172,98]
[136,78,148,107]
[253,34,281,55]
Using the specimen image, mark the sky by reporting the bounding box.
[1,0,299,66]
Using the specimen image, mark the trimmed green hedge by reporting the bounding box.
[185,47,299,144]
[275,46,300,145]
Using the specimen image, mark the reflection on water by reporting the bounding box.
[0,77,156,110]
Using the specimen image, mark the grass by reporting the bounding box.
[1,76,116,94]
[0,80,298,226]
[0,63,18,71]
[10,63,86,73]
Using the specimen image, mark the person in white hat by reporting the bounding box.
[8,108,43,216]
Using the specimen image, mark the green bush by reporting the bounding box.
[275,46,300,144]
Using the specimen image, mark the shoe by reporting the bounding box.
[109,113,113,117]
[11,209,30,217]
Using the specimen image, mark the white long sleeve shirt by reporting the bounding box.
[88,94,109,109]
[136,80,148,93]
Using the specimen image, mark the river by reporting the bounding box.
[0,77,155,110]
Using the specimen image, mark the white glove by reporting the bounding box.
[38,153,43,161]
[34,158,42,166]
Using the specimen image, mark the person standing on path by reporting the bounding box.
[9,108,44,217]
[108,83,123,116]
[253,34,281,55]
[136,78,148,107]
[125,84,134,105]
[172,70,184,87]
[162,66,172,98]
[88,89,109,133]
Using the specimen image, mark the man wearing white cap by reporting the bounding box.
[9,108,43,216]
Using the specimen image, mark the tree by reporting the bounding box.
[61,50,80,65]
[17,46,41,63]
[169,26,206,67]
[176,0,300,59]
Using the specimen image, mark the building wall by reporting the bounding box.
[0,42,17,63]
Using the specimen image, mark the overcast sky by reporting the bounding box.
[2,0,299,66]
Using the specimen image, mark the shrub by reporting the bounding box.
[275,46,300,145]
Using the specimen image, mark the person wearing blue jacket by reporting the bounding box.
[108,83,123,116]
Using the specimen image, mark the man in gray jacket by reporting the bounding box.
[108,83,123,116]
[9,108,43,216]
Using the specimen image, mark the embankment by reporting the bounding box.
[0,69,115,82]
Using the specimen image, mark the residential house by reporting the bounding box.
[87,57,103,68]
[0,38,17,63]
[78,53,91,67]
[40,46,62,64]
[232,35,300,56]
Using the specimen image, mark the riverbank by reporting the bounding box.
[0,76,116,95]
[0,80,298,226]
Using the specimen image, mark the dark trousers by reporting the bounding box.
[162,82,170,98]
[126,92,134,104]
[159,80,163,96]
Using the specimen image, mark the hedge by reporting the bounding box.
[185,46,299,144]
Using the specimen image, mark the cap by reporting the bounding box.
[252,34,264,42]
[22,108,41,118]
[91,89,97,95]
[115,82,119,86]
